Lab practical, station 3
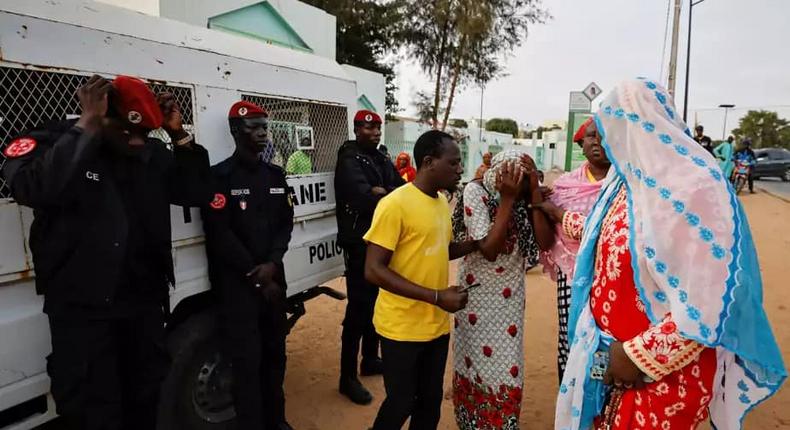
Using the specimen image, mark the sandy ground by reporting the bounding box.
[282,190,790,430]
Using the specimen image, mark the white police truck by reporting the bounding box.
[0,1,356,428]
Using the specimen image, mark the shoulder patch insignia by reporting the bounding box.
[210,193,227,210]
[4,137,37,158]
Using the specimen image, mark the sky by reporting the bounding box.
[101,0,790,138]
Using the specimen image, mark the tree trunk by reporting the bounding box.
[431,1,453,128]
[441,35,467,131]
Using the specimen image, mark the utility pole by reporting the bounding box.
[684,0,709,122]
[667,0,683,96]
[479,85,484,143]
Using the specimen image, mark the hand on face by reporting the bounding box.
[495,160,524,200]
[157,92,184,136]
[76,75,111,131]
[518,154,540,192]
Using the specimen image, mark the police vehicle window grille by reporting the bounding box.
[241,94,348,174]
[0,67,194,198]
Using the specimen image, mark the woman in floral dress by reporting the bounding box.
[450,150,553,430]
[555,79,785,430]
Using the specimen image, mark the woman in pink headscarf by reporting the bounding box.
[535,117,610,382]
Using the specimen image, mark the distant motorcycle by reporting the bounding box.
[732,159,753,195]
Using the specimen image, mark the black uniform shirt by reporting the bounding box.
[334,140,404,247]
[1,120,211,313]
[108,147,163,305]
[202,152,294,282]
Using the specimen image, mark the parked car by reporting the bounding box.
[753,147,790,182]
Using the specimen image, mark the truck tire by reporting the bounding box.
[158,310,236,430]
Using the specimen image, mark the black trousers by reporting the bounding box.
[372,335,450,430]
[46,305,169,430]
[218,273,288,430]
[340,243,380,379]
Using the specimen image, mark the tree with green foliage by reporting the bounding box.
[732,110,790,149]
[485,118,519,137]
[401,0,547,129]
[413,91,444,124]
[449,118,469,128]
[301,0,405,115]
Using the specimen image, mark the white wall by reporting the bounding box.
[341,64,386,141]
[160,0,336,59]
[341,65,385,114]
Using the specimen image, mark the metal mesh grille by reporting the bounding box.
[242,94,348,174]
[0,67,195,198]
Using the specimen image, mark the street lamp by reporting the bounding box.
[682,0,709,123]
[719,104,735,140]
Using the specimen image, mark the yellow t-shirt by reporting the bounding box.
[363,183,452,342]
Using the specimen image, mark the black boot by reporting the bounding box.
[359,358,384,376]
[339,377,373,405]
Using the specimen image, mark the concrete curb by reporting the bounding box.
[756,186,790,204]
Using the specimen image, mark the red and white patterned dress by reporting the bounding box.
[452,181,533,430]
[592,187,717,429]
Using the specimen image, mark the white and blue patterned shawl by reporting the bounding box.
[555,78,786,430]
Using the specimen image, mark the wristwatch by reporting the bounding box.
[174,132,194,147]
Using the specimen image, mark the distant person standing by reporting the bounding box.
[734,138,758,193]
[365,130,478,430]
[693,124,713,154]
[475,152,493,180]
[713,135,735,179]
[334,110,404,405]
[285,137,313,175]
[395,151,417,182]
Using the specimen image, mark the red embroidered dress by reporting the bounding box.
[591,187,717,429]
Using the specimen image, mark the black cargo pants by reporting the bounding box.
[340,243,381,379]
[46,305,169,430]
[217,272,288,430]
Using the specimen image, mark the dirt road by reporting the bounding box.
[282,190,790,430]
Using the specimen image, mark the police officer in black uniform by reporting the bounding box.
[334,110,405,405]
[1,75,211,430]
[201,101,294,430]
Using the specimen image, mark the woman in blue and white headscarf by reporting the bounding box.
[555,79,785,430]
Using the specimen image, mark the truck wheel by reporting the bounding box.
[783,168,790,182]
[158,310,236,430]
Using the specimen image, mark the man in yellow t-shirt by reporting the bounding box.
[364,130,479,430]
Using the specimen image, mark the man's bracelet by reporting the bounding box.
[434,290,439,305]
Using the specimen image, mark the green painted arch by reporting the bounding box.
[357,94,377,113]
[208,2,313,53]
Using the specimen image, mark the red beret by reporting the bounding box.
[112,76,163,130]
[573,117,594,143]
[353,110,382,124]
[229,101,268,119]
